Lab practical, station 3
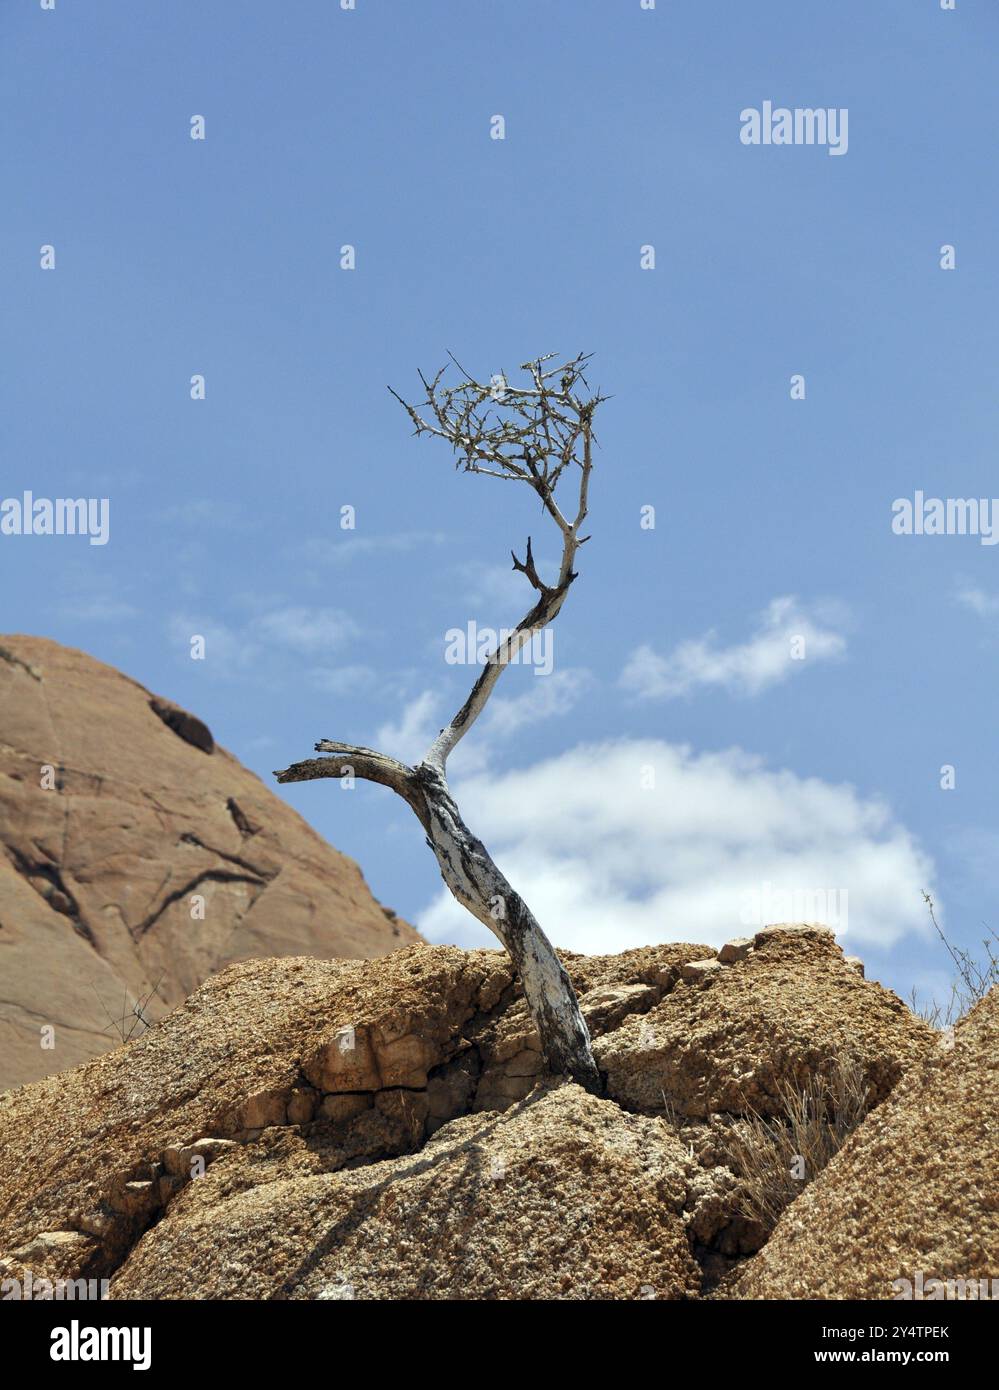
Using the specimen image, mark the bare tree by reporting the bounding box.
[275,352,607,1091]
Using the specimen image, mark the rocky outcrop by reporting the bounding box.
[110,1084,702,1301]
[729,983,999,1300]
[0,934,942,1300]
[595,924,932,1119]
[0,635,419,1092]
[470,943,705,1113]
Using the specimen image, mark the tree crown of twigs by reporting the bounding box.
[389,352,607,569]
[385,352,607,770]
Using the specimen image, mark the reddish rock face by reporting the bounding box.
[0,634,421,1092]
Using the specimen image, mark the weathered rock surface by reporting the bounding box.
[595,926,933,1119]
[110,1083,702,1301]
[471,943,707,1111]
[0,949,493,1283]
[0,635,419,1092]
[0,935,944,1300]
[730,984,999,1300]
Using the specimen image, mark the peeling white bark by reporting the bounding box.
[413,762,599,1088]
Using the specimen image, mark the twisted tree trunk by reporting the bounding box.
[275,745,600,1090]
[414,762,599,1087]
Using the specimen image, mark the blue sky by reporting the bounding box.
[4,0,999,1007]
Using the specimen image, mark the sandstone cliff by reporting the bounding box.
[0,635,419,1092]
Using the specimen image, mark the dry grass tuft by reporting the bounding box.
[721,1055,871,1236]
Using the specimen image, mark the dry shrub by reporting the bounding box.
[91,976,163,1044]
[912,892,999,1029]
[722,1054,871,1236]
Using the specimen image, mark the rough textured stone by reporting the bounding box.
[0,934,948,1301]
[562,943,709,996]
[286,1088,318,1126]
[596,927,934,1118]
[12,1230,93,1265]
[753,921,835,945]
[0,943,721,1290]
[719,938,753,964]
[301,947,513,1094]
[468,943,710,1114]
[426,1052,480,1133]
[0,634,420,1091]
[0,947,513,1280]
[681,957,722,984]
[731,986,999,1299]
[109,1083,702,1301]
[319,1094,373,1124]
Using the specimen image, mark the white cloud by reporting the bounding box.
[457,558,556,616]
[620,596,847,699]
[168,605,358,679]
[301,532,447,566]
[956,585,999,618]
[374,688,491,775]
[59,570,139,623]
[256,606,358,654]
[417,738,934,955]
[159,499,259,531]
[376,691,443,765]
[309,664,377,695]
[485,668,593,738]
[168,615,256,672]
[62,595,138,622]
